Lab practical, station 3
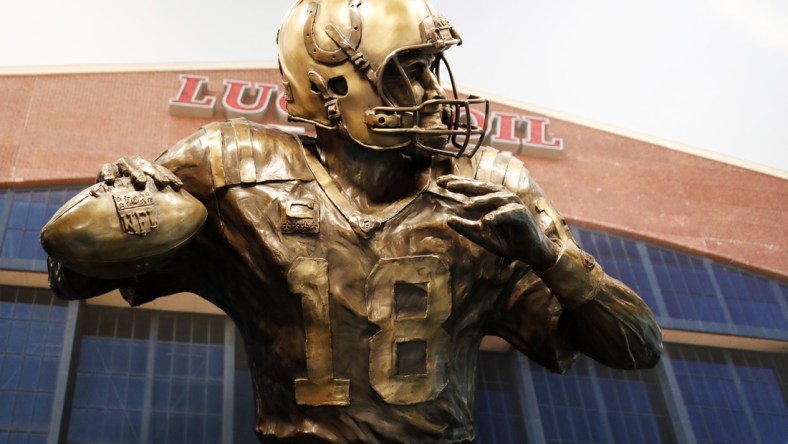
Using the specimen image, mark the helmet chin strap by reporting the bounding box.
[307,71,342,126]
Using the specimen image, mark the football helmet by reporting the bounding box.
[277,0,490,157]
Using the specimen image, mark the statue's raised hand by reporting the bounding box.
[436,175,560,269]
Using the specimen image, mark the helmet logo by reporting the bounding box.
[304,0,362,65]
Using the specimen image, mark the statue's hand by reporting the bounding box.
[436,175,559,269]
[97,156,182,191]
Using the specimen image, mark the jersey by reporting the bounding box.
[107,118,574,443]
[48,119,662,443]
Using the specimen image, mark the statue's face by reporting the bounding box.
[380,51,451,150]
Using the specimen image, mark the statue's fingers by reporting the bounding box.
[156,164,183,190]
[134,157,158,177]
[438,176,502,197]
[436,174,464,188]
[135,158,169,190]
[464,191,520,212]
[447,216,486,246]
[484,203,541,238]
[97,163,119,184]
[117,157,147,189]
[485,203,528,222]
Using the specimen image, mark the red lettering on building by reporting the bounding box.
[168,75,216,119]
[167,74,564,157]
[460,108,486,131]
[523,116,563,151]
[222,80,278,120]
[490,112,520,145]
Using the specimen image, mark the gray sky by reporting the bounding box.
[2,0,787,173]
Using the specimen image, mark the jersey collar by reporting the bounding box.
[301,146,428,239]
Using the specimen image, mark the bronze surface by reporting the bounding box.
[44,1,662,442]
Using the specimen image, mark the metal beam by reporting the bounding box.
[655,352,697,444]
[514,355,547,444]
[47,300,82,444]
[222,318,236,444]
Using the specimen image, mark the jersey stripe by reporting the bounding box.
[475,148,498,183]
[232,119,257,184]
[222,123,241,185]
[504,157,525,193]
[204,122,228,189]
[489,150,512,185]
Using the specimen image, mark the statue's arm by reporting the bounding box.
[522,174,662,370]
[489,254,662,373]
[532,239,662,370]
[48,235,220,306]
[48,127,217,303]
[48,256,129,300]
[489,175,662,371]
[440,149,661,371]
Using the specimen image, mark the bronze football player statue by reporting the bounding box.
[45,0,662,442]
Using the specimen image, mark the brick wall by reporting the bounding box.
[1,68,785,279]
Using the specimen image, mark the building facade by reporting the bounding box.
[0,65,786,444]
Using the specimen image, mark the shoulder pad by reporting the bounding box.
[466,146,531,195]
[462,147,574,244]
[201,118,313,189]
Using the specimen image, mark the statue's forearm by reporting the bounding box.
[535,240,663,369]
[566,280,662,369]
[47,257,124,300]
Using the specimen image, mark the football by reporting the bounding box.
[40,177,207,279]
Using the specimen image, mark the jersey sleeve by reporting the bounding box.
[472,147,662,372]
[127,119,315,308]
[47,229,223,307]
[154,119,252,201]
[116,230,227,308]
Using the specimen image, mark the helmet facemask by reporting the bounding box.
[368,49,490,157]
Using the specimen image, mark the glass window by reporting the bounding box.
[529,358,610,444]
[647,246,728,323]
[575,229,660,315]
[68,307,152,444]
[67,307,225,444]
[527,355,674,444]
[711,264,788,331]
[474,351,527,444]
[150,313,224,444]
[0,286,67,439]
[573,228,788,333]
[594,364,674,443]
[0,186,84,271]
[0,431,48,444]
[729,350,788,443]
[669,345,766,444]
